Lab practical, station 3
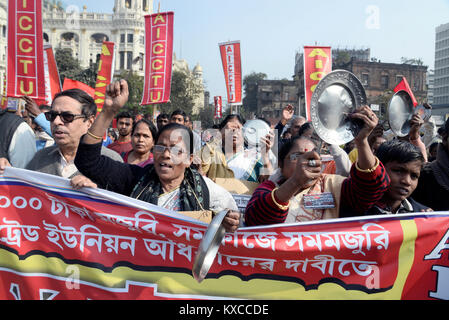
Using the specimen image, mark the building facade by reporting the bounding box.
[434,22,449,106]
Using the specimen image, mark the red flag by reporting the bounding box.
[93,41,115,113]
[141,12,174,105]
[303,46,332,121]
[62,79,95,98]
[43,44,62,105]
[214,96,223,119]
[7,0,46,100]
[394,77,418,107]
[219,41,242,105]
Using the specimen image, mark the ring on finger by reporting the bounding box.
[308,159,317,167]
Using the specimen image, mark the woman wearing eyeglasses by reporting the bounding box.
[244,106,390,226]
[72,80,240,232]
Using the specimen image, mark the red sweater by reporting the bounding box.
[244,162,390,226]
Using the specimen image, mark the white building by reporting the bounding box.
[434,22,449,106]
[0,0,205,114]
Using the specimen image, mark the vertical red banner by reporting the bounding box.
[214,96,222,119]
[219,41,242,106]
[303,46,332,121]
[43,44,62,105]
[93,41,115,113]
[7,0,46,100]
[141,12,174,105]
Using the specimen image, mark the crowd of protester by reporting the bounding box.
[0,78,447,231]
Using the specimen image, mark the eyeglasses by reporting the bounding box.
[153,144,186,157]
[45,111,87,123]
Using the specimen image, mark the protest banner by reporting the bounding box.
[219,41,242,106]
[93,42,115,113]
[43,45,62,105]
[0,167,448,300]
[214,96,223,119]
[7,0,46,101]
[141,11,174,105]
[303,46,332,121]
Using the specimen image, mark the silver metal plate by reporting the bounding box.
[243,119,270,146]
[387,90,413,137]
[310,70,367,145]
[192,210,228,283]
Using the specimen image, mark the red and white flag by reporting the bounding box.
[141,12,174,105]
[7,0,46,100]
[394,77,418,107]
[303,46,332,121]
[219,41,242,105]
[43,45,62,105]
[214,96,223,119]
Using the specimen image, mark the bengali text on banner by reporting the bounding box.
[303,46,332,121]
[219,41,242,106]
[141,12,174,105]
[7,0,46,101]
[0,167,448,300]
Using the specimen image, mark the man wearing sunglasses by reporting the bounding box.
[24,89,123,178]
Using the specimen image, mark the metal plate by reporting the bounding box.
[310,70,367,145]
[192,210,228,283]
[243,119,270,146]
[387,90,414,137]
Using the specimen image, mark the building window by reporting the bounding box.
[127,52,133,70]
[120,34,125,43]
[381,75,389,89]
[127,34,133,43]
[2,25,7,38]
[120,51,125,69]
[362,74,369,86]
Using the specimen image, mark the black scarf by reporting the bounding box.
[130,165,210,211]
[429,143,449,192]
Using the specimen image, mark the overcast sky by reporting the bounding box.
[65,0,449,103]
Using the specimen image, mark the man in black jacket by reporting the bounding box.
[412,117,449,211]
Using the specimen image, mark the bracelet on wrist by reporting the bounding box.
[86,130,103,140]
[271,188,290,211]
[355,157,380,173]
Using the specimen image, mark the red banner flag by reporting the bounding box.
[93,41,115,113]
[219,41,242,105]
[303,46,332,121]
[394,77,418,107]
[62,79,95,98]
[214,96,222,119]
[7,0,46,100]
[141,12,174,105]
[43,45,62,105]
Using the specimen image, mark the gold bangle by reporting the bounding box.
[86,130,103,140]
[271,188,290,211]
[355,157,380,173]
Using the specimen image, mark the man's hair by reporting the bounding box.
[52,89,96,118]
[116,111,134,122]
[375,139,424,165]
[170,109,187,120]
[156,122,194,155]
[157,113,169,121]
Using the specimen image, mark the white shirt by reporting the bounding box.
[8,122,37,168]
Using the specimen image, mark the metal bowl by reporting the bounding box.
[192,210,228,283]
[243,119,270,147]
[387,90,414,137]
[310,70,367,145]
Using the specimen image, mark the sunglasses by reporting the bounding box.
[45,111,87,123]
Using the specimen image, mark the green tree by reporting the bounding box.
[243,72,267,114]
[54,48,98,88]
[118,70,146,115]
